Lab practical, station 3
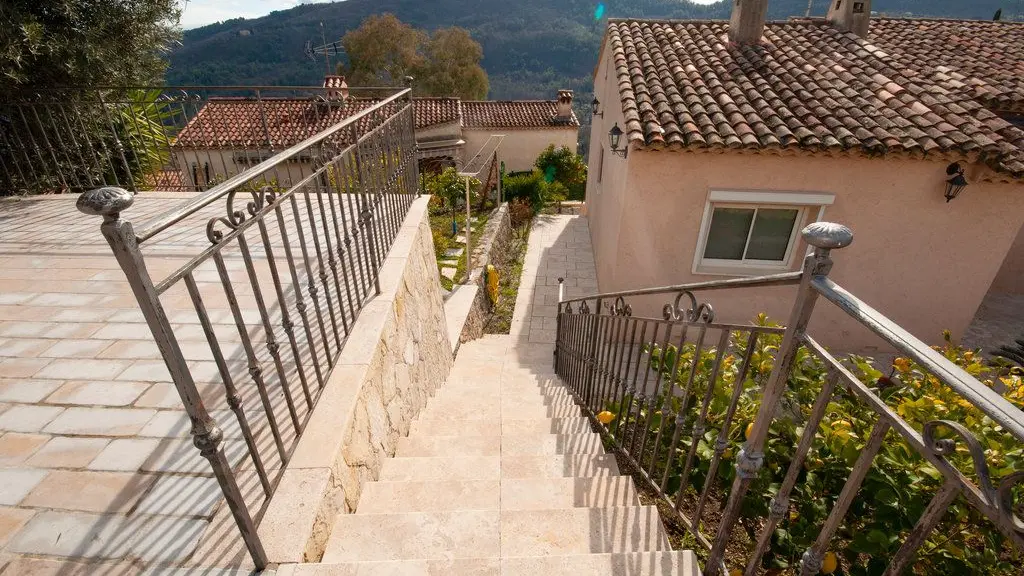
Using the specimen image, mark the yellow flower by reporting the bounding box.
[596,411,616,424]
[821,551,838,574]
[893,357,911,373]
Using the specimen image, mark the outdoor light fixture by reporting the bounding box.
[609,123,628,158]
[944,162,968,202]
[591,97,603,117]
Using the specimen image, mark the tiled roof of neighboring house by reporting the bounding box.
[606,18,1024,177]
[413,97,462,127]
[175,97,460,149]
[867,19,1024,113]
[462,101,580,129]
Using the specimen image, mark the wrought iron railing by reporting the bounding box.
[555,223,1024,576]
[1,85,398,196]
[76,88,418,568]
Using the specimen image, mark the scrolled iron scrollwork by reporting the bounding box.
[662,290,715,323]
[206,187,277,245]
[923,419,1024,532]
[579,300,592,315]
[609,296,632,317]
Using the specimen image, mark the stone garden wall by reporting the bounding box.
[459,203,512,343]
[258,196,454,562]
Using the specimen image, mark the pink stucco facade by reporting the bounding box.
[585,43,1024,351]
[464,127,578,173]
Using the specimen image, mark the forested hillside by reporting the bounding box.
[168,0,1013,99]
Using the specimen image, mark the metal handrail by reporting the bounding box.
[553,221,1024,576]
[812,275,1024,441]
[558,270,802,304]
[134,88,411,243]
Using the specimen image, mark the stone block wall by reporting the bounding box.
[259,196,454,563]
[459,203,513,343]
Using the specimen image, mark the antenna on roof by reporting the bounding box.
[304,23,346,74]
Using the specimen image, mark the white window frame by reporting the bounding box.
[692,190,835,276]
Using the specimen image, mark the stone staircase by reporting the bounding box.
[294,335,699,575]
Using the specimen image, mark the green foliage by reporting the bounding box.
[416,27,489,100]
[534,144,587,200]
[502,171,545,210]
[339,13,487,99]
[423,167,479,209]
[1,0,180,94]
[607,315,1024,575]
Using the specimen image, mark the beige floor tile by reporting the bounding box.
[0,379,63,403]
[45,381,150,407]
[0,506,34,548]
[25,436,110,468]
[43,407,156,436]
[0,432,49,465]
[21,470,154,513]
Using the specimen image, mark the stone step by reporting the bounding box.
[397,433,604,457]
[408,416,591,437]
[358,480,499,514]
[419,400,583,421]
[426,389,576,410]
[502,417,593,435]
[501,551,702,576]
[322,510,499,563]
[380,456,500,482]
[279,558,500,576]
[280,552,701,576]
[501,433,606,455]
[432,384,573,402]
[501,506,670,556]
[501,477,640,510]
[501,454,621,478]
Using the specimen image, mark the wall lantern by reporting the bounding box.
[609,123,628,158]
[944,162,968,202]
[591,97,603,117]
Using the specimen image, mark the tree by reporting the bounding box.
[534,144,587,200]
[341,14,426,87]
[417,28,489,99]
[0,0,181,95]
[340,14,488,99]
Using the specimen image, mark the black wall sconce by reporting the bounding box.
[609,123,628,158]
[591,97,603,117]
[945,162,968,202]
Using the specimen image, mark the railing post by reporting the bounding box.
[554,277,565,370]
[76,187,268,570]
[705,222,852,575]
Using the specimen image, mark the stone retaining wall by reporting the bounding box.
[459,203,512,343]
[258,196,453,563]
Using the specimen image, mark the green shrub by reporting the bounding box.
[503,170,545,210]
[604,316,1024,575]
[534,144,587,201]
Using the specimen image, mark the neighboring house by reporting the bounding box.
[171,78,579,189]
[584,1,1024,350]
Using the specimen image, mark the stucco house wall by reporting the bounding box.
[587,148,1024,351]
[464,128,578,173]
[989,223,1024,294]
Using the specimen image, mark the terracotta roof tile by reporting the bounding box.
[461,101,580,129]
[606,18,1024,177]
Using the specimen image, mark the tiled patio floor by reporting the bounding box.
[0,192,370,574]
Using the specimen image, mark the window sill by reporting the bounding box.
[693,263,794,278]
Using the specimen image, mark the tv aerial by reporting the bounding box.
[305,22,345,75]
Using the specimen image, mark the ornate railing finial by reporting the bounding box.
[801,221,853,250]
[76,186,134,222]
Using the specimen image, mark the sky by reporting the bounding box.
[179,0,721,29]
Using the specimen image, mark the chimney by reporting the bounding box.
[728,0,769,45]
[826,0,872,38]
[323,75,349,100]
[555,90,574,122]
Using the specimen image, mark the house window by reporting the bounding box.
[693,190,835,275]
